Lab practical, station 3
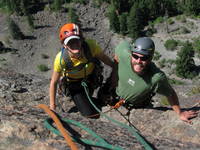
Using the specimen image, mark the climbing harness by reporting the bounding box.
[58,41,103,97]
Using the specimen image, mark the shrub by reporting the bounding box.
[37,64,49,72]
[164,39,178,51]
[153,51,161,61]
[176,15,186,23]
[168,78,184,85]
[146,27,157,37]
[167,18,174,25]
[188,86,200,95]
[153,16,164,24]
[158,58,166,68]
[179,26,190,34]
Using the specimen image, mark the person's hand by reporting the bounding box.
[50,104,56,111]
[179,110,199,124]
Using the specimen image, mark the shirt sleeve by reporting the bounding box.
[155,73,174,97]
[53,52,63,73]
[114,40,131,64]
[86,39,102,57]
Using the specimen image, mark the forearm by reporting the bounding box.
[167,90,181,115]
[110,60,118,88]
[49,82,57,109]
[96,53,114,68]
[49,71,61,110]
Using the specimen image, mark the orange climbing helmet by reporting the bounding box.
[59,23,80,44]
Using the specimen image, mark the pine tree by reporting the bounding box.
[68,7,80,25]
[119,12,128,35]
[111,0,120,13]
[175,42,197,79]
[184,0,200,15]
[108,5,120,33]
[127,3,142,39]
[53,0,62,11]
[7,17,24,40]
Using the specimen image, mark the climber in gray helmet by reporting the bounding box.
[107,37,198,124]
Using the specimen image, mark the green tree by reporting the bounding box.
[68,7,80,25]
[107,5,120,33]
[20,0,30,15]
[7,17,24,40]
[52,0,62,11]
[127,3,142,39]
[182,0,200,15]
[119,12,128,35]
[111,0,120,13]
[175,42,197,79]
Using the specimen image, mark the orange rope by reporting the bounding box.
[37,104,78,150]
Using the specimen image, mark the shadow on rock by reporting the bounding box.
[35,25,51,29]
[82,27,95,32]
[24,35,37,40]
[0,47,18,54]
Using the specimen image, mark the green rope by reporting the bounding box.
[44,118,123,150]
[81,81,154,150]
[44,80,154,150]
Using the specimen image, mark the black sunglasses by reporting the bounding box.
[131,53,150,61]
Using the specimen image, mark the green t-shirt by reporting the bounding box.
[115,41,174,104]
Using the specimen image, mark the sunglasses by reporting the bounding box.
[131,53,150,61]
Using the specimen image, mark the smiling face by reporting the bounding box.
[131,52,151,75]
[64,38,82,58]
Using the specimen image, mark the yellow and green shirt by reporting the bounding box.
[54,39,102,80]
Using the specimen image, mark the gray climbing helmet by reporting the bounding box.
[131,37,155,56]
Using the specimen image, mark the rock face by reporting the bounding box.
[0,1,200,150]
[0,69,199,150]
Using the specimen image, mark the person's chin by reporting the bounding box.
[71,49,81,54]
[134,66,144,74]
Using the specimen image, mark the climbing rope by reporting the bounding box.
[38,80,154,150]
[81,81,154,150]
[45,117,123,150]
[38,104,123,150]
[37,104,78,150]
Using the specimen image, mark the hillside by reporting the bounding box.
[0,1,200,150]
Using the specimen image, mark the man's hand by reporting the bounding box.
[179,110,199,124]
